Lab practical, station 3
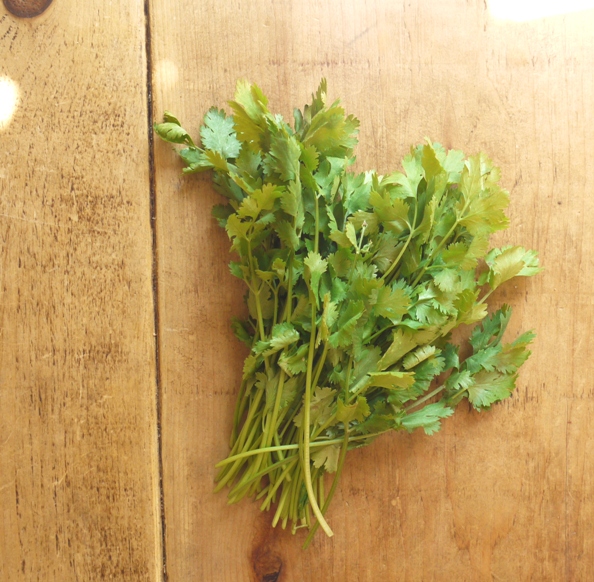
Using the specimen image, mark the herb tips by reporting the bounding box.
[155,80,540,546]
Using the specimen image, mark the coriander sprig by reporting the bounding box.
[155,79,541,545]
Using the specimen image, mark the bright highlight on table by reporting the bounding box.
[0,77,19,130]
[490,0,594,21]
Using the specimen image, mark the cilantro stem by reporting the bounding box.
[272,287,279,327]
[382,227,413,282]
[253,282,268,343]
[312,341,329,390]
[410,200,469,287]
[255,484,270,501]
[404,384,445,412]
[301,284,334,537]
[219,393,265,491]
[235,383,265,453]
[228,454,296,502]
[480,287,495,303]
[383,194,420,283]
[272,481,291,527]
[279,412,298,443]
[229,377,247,447]
[303,424,349,549]
[260,458,298,511]
[281,252,294,324]
[214,420,261,492]
[303,353,353,548]
[298,190,333,537]
[215,428,392,468]
[368,323,392,343]
[318,470,325,508]
[233,379,254,436]
[230,329,261,447]
[247,238,269,349]
[273,431,285,461]
[262,367,287,458]
[314,189,320,254]
[290,467,304,529]
[357,221,367,252]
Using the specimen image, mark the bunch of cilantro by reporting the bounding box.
[155,80,540,546]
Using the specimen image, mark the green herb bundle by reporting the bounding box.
[155,80,540,546]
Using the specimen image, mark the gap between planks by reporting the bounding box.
[144,0,168,580]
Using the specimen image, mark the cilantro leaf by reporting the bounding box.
[303,104,359,158]
[328,300,365,348]
[294,387,336,428]
[399,401,454,435]
[402,345,438,370]
[469,306,511,351]
[482,246,542,290]
[266,129,301,181]
[336,396,371,424]
[366,371,415,390]
[154,121,194,146]
[255,322,300,356]
[311,444,341,473]
[373,285,410,323]
[200,108,241,159]
[466,370,517,409]
[278,343,309,376]
[494,331,535,373]
[304,251,328,306]
[378,329,418,371]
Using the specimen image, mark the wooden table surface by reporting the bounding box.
[1,0,593,580]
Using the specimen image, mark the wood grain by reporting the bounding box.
[151,1,594,580]
[0,3,161,581]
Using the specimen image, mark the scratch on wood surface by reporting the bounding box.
[0,213,58,228]
[346,24,375,47]
[0,212,112,233]
[1,430,14,448]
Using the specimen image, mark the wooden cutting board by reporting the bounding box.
[1,0,593,579]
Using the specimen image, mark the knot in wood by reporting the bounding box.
[251,545,283,582]
[3,0,53,18]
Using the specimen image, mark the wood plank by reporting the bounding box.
[151,0,594,579]
[0,3,161,580]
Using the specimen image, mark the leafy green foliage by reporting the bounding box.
[155,80,540,545]
[255,322,300,356]
[480,245,542,290]
[399,401,454,435]
[200,108,242,159]
[154,117,194,146]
